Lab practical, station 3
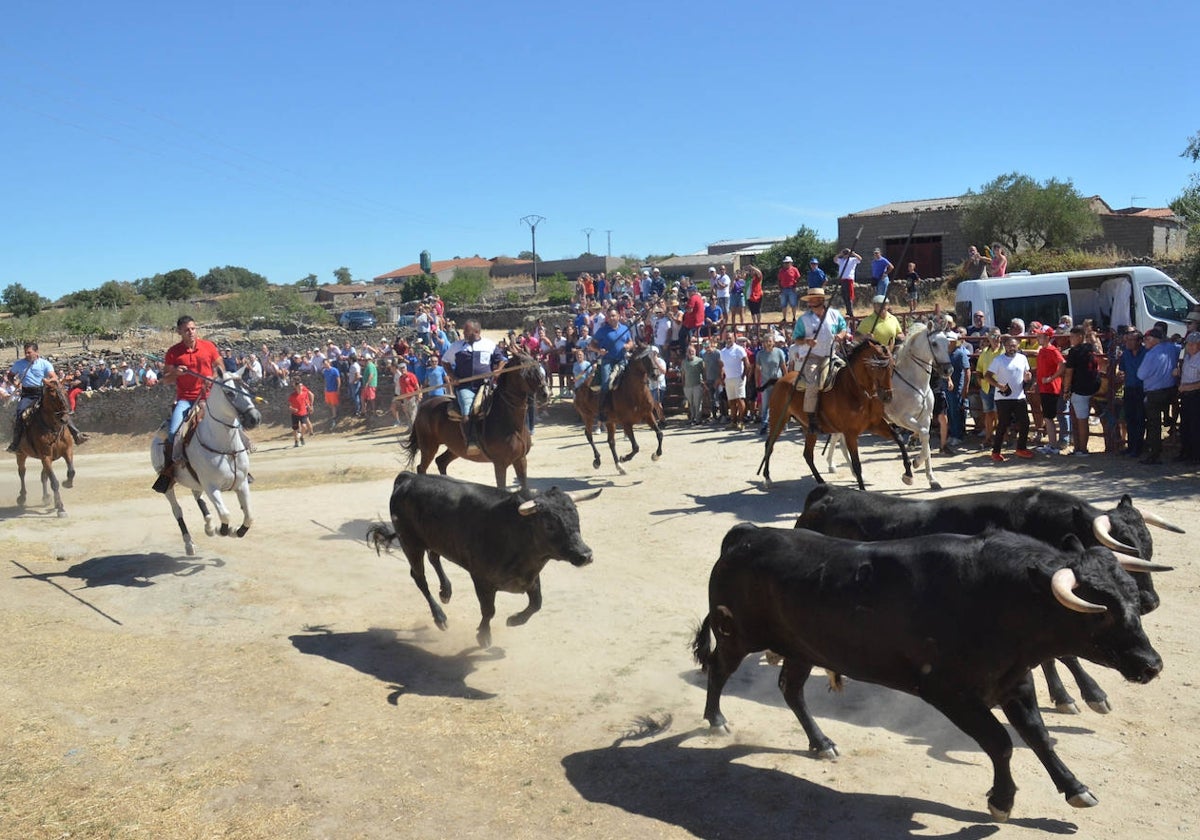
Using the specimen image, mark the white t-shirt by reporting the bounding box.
[835,256,862,281]
[987,351,1030,400]
[719,343,748,380]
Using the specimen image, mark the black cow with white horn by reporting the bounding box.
[368,472,601,648]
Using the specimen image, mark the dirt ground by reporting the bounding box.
[1,394,1198,839]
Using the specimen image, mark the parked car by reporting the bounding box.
[339,310,377,331]
[396,314,416,328]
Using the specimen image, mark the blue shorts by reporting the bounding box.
[979,389,996,412]
[730,292,746,308]
[779,287,799,309]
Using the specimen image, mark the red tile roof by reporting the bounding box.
[375,256,493,281]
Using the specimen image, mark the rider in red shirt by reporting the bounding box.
[153,315,224,492]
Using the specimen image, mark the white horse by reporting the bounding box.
[150,368,262,556]
[826,322,953,489]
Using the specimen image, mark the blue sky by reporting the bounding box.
[2,0,1198,302]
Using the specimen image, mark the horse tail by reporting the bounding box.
[401,423,419,468]
[366,522,401,556]
[691,615,714,672]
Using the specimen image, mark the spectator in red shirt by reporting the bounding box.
[1034,326,1066,454]
[287,378,314,447]
[391,361,421,429]
[777,256,801,324]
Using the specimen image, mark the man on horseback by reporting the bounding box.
[791,289,849,435]
[152,315,224,493]
[590,307,634,424]
[7,342,86,453]
[442,319,505,449]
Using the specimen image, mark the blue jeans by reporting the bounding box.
[875,276,890,300]
[946,390,966,440]
[456,386,478,417]
[169,398,197,438]
[1123,386,1145,455]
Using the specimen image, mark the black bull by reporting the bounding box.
[368,472,601,648]
[693,523,1164,821]
[796,485,1183,713]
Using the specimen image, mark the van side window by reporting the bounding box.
[1143,284,1192,322]
[993,293,1069,333]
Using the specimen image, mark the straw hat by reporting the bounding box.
[802,288,828,302]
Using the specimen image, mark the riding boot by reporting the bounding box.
[152,437,175,494]
[466,415,480,450]
[807,412,822,436]
[6,417,24,453]
[67,418,88,445]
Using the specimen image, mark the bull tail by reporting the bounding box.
[691,615,714,672]
[366,522,401,556]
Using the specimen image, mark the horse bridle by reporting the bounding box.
[847,342,894,401]
[892,327,944,397]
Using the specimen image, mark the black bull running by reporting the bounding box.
[693,523,1166,822]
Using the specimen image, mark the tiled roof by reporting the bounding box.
[374,256,492,281]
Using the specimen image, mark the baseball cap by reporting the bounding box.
[1039,325,1055,337]
[872,295,885,305]
[1186,331,1200,343]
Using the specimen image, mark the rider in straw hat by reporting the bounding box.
[790,288,849,435]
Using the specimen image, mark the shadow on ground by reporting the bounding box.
[290,625,501,703]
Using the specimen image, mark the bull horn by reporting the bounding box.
[1113,554,1175,574]
[518,499,539,516]
[1137,508,1185,534]
[1092,515,1140,554]
[1051,568,1107,615]
[565,488,603,503]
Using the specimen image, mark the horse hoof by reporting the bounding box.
[902,474,913,486]
[930,481,942,491]
[64,480,74,489]
[651,453,660,462]
[592,459,601,469]
[57,510,68,518]
[185,544,196,557]
[616,465,627,476]
[235,526,249,538]
[204,524,216,537]
[219,523,231,537]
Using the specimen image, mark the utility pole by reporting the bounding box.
[521,215,545,293]
[605,229,612,259]
[582,227,594,256]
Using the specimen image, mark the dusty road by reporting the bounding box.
[1,401,1197,839]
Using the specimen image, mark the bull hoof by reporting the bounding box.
[1067,789,1099,808]
[930,481,943,491]
[705,714,729,732]
[438,590,451,605]
[1086,699,1112,714]
[763,651,783,666]
[435,617,448,631]
[476,629,492,648]
[1055,700,1081,715]
[814,745,839,760]
[235,525,249,538]
[987,803,1011,823]
[901,474,913,486]
[592,458,601,469]
[219,523,231,537]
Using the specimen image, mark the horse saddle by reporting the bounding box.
[821,355,847,393]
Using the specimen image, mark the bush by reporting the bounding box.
[440,269,491,305]
[539,273,572,306]
[944,246,1132,284]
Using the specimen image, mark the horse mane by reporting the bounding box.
[895,321,928,365]
[845,336,882,362]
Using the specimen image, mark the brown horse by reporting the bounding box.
[14,380,76,517]
[760,337,909,491]
[573,345,663,475]
[403,352,547,491]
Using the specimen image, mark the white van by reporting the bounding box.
[955,266,1197,336]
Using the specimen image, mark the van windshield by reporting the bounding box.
[1143,284,1192,323]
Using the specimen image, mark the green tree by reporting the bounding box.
[134,268,199,301]
[517,250,540,261]
[296,273,319,289]
[333,267,353,285]
[199,265,269,294]
[754,227,834,280]
[95,280,135,308]
[63,307,104,350]
[2,283,49,318]
[401,274,437,303]
[218,288,272,336]
[1172,130,1200,288]
[439,268,491,305]
[269,286,330,329]
[960,172,1101,252]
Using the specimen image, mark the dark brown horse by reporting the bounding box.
[573,344,663,475]
[403,353,547,491]
[14,379,76,517]
[760,337,909,491]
